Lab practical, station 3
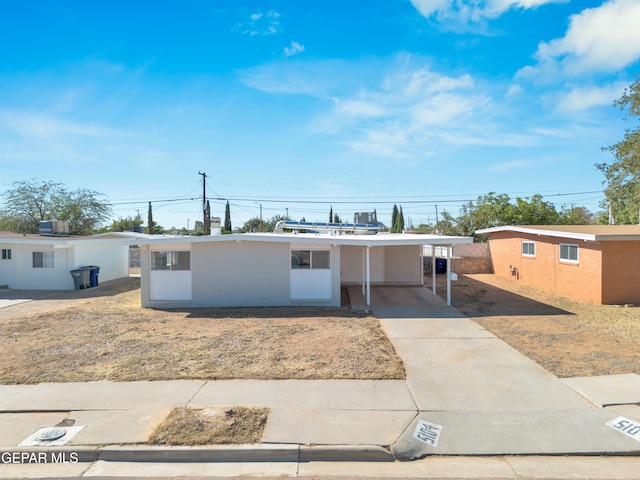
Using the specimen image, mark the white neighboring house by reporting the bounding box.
[132,231,473,308]
[0,231,148,290]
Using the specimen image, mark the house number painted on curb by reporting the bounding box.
[606,416,640,442]
[413,419,442,447]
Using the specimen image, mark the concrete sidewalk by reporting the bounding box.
[0,285,639,474]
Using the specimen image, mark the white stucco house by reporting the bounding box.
[132,231,473,308]
[0,231,142,290]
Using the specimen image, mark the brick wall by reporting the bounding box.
[488,232,603,303]
[451,256,493,274]
[601,241,640,304]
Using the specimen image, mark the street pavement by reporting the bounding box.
[0,284,639,478]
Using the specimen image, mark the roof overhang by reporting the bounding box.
[126,232,474,248]
[476,225,640,242]
[0,231,148,246]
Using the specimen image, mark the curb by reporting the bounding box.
[99,444,300,463]
[1,444,395,464]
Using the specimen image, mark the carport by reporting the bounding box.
[336,234,473,307]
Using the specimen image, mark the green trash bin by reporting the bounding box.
[70,267,91,290]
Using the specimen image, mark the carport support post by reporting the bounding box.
[361,247,366,297]
[366,246,371,306]
[446,245,451,306]
[432,248,436,295]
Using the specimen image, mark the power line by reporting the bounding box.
[108,190,605,209]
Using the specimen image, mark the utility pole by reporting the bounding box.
[198,171,209,235]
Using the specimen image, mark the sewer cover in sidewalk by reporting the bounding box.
[19,425,85,447]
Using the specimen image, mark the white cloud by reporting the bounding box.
[489,159,531,171]
[0,111,121,139]
[332,98,386,118]
[284,41,305,57]
[555,83,627,112]
[506,84,523,97]
[241,10,281,36]
[521,0,640,78]
[238,55,576,160]
[411,0,564,25]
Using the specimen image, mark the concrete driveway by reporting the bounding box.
[348,285,640,459]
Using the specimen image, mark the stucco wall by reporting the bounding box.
[385,245,422,284]
[340,246,385,284]
[72,242,129,283]
[0,243,19,288]
[601,241,640,304]
[191,241,291,307]
[6,244,74,290]
[341,245,422,285]
[192,241,341,308]
[489,232,603,303]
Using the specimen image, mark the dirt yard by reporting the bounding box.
[436,274,640,378]
[2,274,638,383]
[0,278,404,384]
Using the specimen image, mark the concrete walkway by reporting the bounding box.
[0,285,639,475]
[349,286,640,459]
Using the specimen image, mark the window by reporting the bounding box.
[151,251,191,270]
[1,249,11,260]
[33,251,54,268]
[559,243,578,262]
[291,250,330,269]
[522,241,535,257]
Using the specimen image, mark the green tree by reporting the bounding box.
[437,210,458,235]
[102,215,143,233]
[559,205,595,225]
[0,179,111,235]
[204,200,211,235]
[391,205,399,233]
[456,193,516,237]
[238,214,287,233]
[392,205,405,233]
[513,194,559,225]
[146,202,155,234]
[329,206,333,223]
[597,78,640,224]
[224,201,232,233]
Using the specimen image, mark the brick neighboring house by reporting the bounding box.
[476,225,640,305]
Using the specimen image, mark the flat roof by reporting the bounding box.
[476,225,640,242]
[0,231,151,245]
[126,232,474,247]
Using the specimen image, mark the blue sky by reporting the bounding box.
[1,0,639,230]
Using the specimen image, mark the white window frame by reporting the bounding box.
[291,250,330,270]
[1,248,11,260]
[559,243,579,263]
[151,251,191,271]
[522,241,536,257]
[33,251,54,268]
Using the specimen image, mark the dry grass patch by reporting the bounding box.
[0,280,404,384]
[149,406,268,445]
[437,274,640,377]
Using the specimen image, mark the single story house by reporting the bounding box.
[476,225,640,305]
[131,231,473,308]
[0,231,142,290]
